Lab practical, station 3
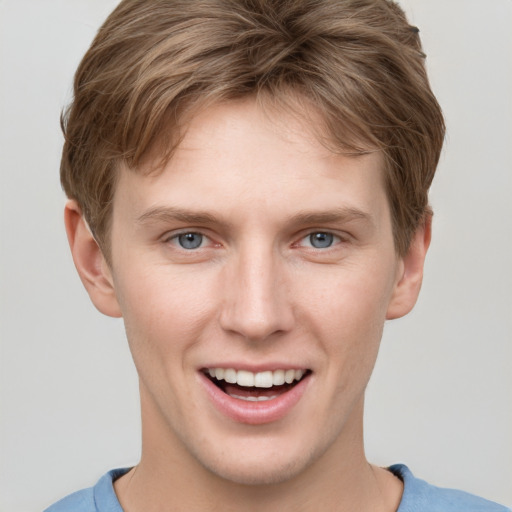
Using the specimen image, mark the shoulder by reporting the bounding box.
[390,464,511,512]
[44,487,95,512]
[44,468,130,512]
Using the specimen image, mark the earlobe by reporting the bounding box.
[64,200,122,318]
[386,216,432,320]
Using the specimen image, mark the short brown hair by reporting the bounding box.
[61,0,445,258]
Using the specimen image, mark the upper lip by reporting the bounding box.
[199,363,310,373]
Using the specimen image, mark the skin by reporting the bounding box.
[66,98,430,511]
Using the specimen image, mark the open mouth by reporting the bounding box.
[203,368,311,402]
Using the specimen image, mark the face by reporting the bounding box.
[101,99,410,485]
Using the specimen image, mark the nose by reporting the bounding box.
[219,245,294,342]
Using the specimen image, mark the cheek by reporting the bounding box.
[114,264,218,362]
[301,262,395,333]
[299,263,396,379]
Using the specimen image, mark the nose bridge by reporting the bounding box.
[220,241,293,341]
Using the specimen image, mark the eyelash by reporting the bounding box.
[297,232,343,250]
[164,231,211,250]
[163,230,345,252]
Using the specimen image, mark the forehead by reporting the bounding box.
[114,98,388,228]
[170,96,376,171]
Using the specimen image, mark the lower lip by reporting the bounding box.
[199,373,310,425]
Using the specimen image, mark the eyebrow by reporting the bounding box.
[136,206,222,226]
[287,207,374,227]
[135,205,373,228]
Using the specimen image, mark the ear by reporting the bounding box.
[386,216,432,320]
[64,200,122,318]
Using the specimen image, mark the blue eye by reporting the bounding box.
[308,232,335,249]
[177,232,204,250]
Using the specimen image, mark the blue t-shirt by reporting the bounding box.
[44,464,510,511]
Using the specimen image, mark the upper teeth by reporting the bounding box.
[207,368,305,388]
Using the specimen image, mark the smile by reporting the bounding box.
[207,367,305,387]
[203,367,310,404]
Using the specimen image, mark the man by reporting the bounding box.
[45,0,510,510]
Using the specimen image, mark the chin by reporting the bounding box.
[205,458,307,486]
[191,437,323,487]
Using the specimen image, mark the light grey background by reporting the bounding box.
[0,1,510,510]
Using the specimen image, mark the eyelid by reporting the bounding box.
[160,228,348,250]
[294,229,348,247]
[162,229,220,250]
[302,232,340,248]
[163,229,201,242]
